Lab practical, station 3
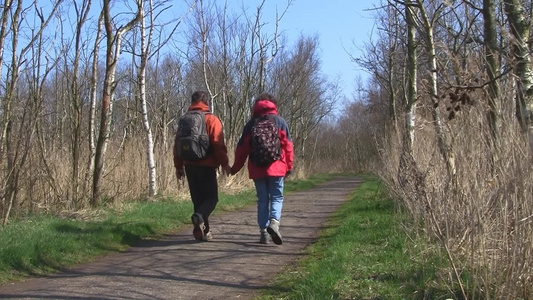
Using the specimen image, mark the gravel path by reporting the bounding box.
[0,176,363,300]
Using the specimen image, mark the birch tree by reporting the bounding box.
[404,0,418,152]
[504,0,533,149]
[133,0,196,196]
[92,0,141,206]
[1,0,64,224]
[68,0,93,208]
[136,0,158,196]
[84,11,104,198]
[416,0,456,177]
[354,2,403,130]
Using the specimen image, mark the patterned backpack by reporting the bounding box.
[250,115,281,167]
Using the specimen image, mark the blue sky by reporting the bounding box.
[106,0,379,99]
[55,0,378,100]
[250,0,380,98]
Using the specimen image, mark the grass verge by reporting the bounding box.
[257,174,453,300]
[0,173,332,284]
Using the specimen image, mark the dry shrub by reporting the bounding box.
[8,136,227,215]
[7,132,307,221]
[378,100,533,298]
[307,158,345,174]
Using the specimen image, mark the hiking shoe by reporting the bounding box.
[191,213,204,241]
[260,229,269,244]
[267,219,282,245]
[203,231,213,242]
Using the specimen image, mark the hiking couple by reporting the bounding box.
[173,91,294,245]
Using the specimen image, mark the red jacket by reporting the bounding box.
[231,100,294,179]
[173,101,229,169]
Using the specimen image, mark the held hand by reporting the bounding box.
[176,169,185,181]
[222,165,232,176]
[285,170,292,178]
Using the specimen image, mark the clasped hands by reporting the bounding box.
[176,166,232,181]
[221,165,232,176]
[177,166,292,180]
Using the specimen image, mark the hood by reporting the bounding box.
[188,101,210,112]
[252,100,278,117]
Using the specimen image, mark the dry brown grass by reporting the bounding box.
[8,136,293,217]
[377,99,533,298]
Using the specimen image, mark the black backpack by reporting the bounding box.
[176,111,210,160]
[250,115,281,167]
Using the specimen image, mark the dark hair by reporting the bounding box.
[191,91,209,105]
[254,92,277,105]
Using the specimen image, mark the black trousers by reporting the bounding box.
[184,165,218,232]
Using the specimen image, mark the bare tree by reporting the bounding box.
[92,0,141,206]
[196,0,218,107]
[416,1,456,178]
[0,0,13,136]
[404,0,418,152]
[1,0,64,224]
[136,0,158,196]
[84,11,104,199]
[354,2,404,131]
[484,0,503,139]
[504,0,533,148]
[68,0,93,208]
[271,36,336,161]
[251,0,289,92]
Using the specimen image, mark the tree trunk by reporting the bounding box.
[417,1,456,178]
[504,0,533,150]
[139,0,157,196]
[84,12,103,200]
[1,0,21,224]
[69,0,92,209]
[3,0,62,223]
[387,3,398,129]
[483,0,502,140]
[198,0,216,111]
[92,0,141,206]
[404,1,417,153]
[0,0,13,160]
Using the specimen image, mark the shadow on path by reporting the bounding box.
[0,176,363,300]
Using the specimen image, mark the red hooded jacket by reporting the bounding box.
[173,101,229,170]
[231,100,294,179]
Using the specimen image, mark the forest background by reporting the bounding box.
[0,0,532,298]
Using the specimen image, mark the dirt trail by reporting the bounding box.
[0,176,363,300]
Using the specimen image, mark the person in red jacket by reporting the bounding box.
[231,93,294,245]
[174,91,231,241]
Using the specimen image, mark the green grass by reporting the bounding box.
[257,174,456,300]
[0,174,332,284]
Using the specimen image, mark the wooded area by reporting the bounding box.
[0,0,338,219]
[355,0,533,298]
[0,0,531,298]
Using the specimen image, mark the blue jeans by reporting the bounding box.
[254,176,284,229]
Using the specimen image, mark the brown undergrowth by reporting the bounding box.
[378,103,533,298]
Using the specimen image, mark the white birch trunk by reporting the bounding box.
[86,12,103,193]
[92,1,141,206]
[504,0,533,152]
[418,1,456,177]
[139,0,157,196]
[405,1,417,152]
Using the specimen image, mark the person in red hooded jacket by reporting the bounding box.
[231,93,294,245]
[174,91,231,242]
